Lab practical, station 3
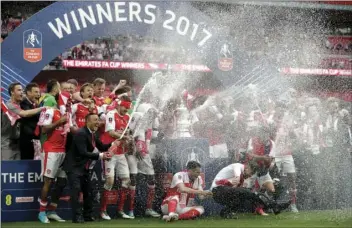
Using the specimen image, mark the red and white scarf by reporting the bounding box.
[1,97,21,126]
[58,92,72,135]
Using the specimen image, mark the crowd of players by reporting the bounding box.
[2,76,351,223]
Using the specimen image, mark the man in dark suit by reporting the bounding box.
[63,113,117,223]
[20,83,41,159]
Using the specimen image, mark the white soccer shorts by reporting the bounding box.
[275,155,296,174]
[104,154,130,178]
[40,151,66,179]
[243,172,273,189]
[209,143,228,158]
[127,154,155,175]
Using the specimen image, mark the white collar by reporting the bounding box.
[87,127,95,134]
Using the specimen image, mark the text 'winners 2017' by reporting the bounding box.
[47,2,212,47]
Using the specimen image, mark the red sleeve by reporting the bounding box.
[6,102,22,115]
[109,93,116,100]
[146,129,152,140]
[215,179,233,187]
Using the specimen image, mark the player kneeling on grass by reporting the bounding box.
[211,162,290,219]
[161,161,213,222]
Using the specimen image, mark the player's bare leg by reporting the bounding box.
[162,199,179,222]
[178,206,204,220]
[117,178,134,219]
[254,205,269,216]
[46,177,67,222]
[38,177,53,223]
[100,176,114,220]
[127,174,137,218]
[258,181,275,215]
[287,173,299,213]
[145,175,160,217]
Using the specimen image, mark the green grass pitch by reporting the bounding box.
[2,210,352,228]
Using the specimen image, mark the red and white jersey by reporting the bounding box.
[106,102,117,113]
[130,111,158,155]
[247,137,276,166]
[100,110,129,154]
[93,96,106,107]
[211,163,245,190]
[71,103,98,128]
[38,108,66,152]
[163,171,203,206]
[134,127,152,156]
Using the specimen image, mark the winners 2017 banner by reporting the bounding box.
[1,1,263,102]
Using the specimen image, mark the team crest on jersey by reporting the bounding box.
[46,169,51,174]
[106,168,111,173]
[178,175,182,180]
[45,114,50,119]
[109,117,113,123]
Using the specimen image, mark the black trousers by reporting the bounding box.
[212,186,263,212]
[19,137,35,160]
[67,171,93,220]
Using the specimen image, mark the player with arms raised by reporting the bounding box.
[161,161,212,222]
[71,83,98,132]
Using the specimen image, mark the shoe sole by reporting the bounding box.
[47,214,66,222]
[163,218,171,222]
[38,215,50,224]
[147,214,161,218]
[38,219,50,224]
[48,218,65,222]
[169,215,179,222]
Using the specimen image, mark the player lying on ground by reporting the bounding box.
[161,161,213,222]
[211,162,290,218]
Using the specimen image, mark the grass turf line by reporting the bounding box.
[2,210,352,228]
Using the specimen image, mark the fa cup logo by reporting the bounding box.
[218,42,233,72]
